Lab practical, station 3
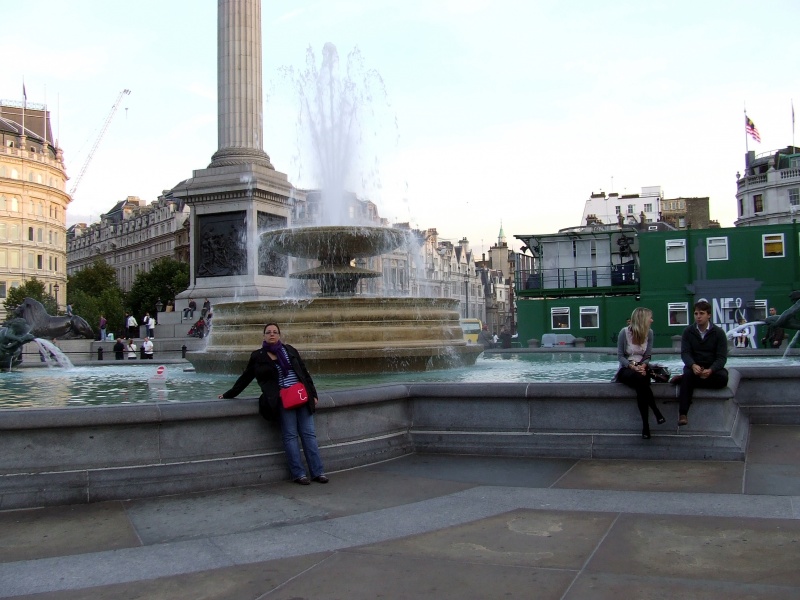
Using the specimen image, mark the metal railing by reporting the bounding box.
[516,264,639,294]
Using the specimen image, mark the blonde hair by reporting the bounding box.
[629,307,652,345]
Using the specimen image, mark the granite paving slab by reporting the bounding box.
[6,553,332,600]
[264,550,576,600]
[353,508,617,570]
[565,572,800,599]
[364,453,577,487]
[747,424,800,464]
[587,512,800,587]
[0,501,140,562]
[554,459,744,494]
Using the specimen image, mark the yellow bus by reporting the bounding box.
[460,319,483,344]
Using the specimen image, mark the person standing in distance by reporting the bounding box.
[219,323,328,485]
[677,300,729,426]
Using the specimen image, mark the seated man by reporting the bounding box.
[677,300,728,426]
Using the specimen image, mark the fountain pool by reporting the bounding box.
[1,353,795,409]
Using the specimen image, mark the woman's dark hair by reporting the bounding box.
[263,322,281,334]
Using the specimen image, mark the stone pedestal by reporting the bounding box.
[171,163,300,304]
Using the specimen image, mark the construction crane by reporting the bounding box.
[68,88,131,197]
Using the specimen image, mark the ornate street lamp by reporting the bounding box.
[53,283,59,304]
[155,298,164,313]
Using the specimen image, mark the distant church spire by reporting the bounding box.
[498,222,506,246]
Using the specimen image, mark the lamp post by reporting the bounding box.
[53,283,59,306]
[155,298,164,313]
[464,270,469,319]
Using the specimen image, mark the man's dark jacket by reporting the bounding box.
[680,323,728,372]
[221,344,318,420]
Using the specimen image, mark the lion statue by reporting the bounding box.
[0,318,36,370]
[13,297,94,340]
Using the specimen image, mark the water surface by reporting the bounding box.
[0,353,793,409]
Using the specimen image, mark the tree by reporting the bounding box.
[127,258,190,320]
[3,278,58,317]
[67,259,119,298]
[67,260,126,339]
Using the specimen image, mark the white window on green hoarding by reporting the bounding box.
[666,239,686,263]
[707,237,728,261]
[551,307,570,329]
[580,306,599,328]
[762,233,784,258]
[668,303,689,326]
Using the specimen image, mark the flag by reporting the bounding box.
[22,83,27,104]
[745,115,761,143]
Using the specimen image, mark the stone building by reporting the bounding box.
[660,196,718,230]
[66,195,190,292]
[0,98,70,320]
[582,185,719,231]
[735,146,800,226]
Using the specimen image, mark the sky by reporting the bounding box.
[3,0,799,256]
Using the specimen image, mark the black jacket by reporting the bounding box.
[680,323,728,372]
[221,344,318,420]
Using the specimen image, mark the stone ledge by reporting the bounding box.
[0,367,786,509]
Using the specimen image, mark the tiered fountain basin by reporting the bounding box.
[190,224,483,374]
[188,296,482,374]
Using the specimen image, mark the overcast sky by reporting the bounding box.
[3,0,798,255]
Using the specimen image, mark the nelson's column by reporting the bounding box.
[172,0,298,305]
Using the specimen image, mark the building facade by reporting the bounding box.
[735,146,800,226]
[514,223,798,348]
[582,186,718,231]
[66,195,190,292]
[0,99,70,320]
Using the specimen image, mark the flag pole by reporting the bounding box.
[21,79,26,137]
[793,99,796,152]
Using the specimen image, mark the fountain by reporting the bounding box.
[189,223,482,374]
[188,42,482,374]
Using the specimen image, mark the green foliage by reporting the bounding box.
[66,260,126,338]
[3,278,58,317]
[127,258,190,320]
[67,259,118,298]
[68,288,126,339]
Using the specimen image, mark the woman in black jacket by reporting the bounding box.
[219,323,328,485]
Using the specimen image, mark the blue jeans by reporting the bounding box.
[278,403,324,479]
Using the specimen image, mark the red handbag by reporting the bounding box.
[280,382,308,409]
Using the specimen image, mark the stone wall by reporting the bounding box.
[1,367,797,509]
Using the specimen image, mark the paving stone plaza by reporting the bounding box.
[2,424,800,598]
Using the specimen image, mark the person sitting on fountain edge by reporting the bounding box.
[675,300,728,427]
[218,323,328,486]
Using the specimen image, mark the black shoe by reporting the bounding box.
[642,429,651,439]
[294,476,311,485]
[312,475,329,484]
[656,415,666,425]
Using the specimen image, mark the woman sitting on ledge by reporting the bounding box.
[616,307,666,439]
[219,323,328,486]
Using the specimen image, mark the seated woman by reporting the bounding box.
[219,322,328,485]
[616,307,665,439]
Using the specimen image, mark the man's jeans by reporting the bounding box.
[278,403,324,479]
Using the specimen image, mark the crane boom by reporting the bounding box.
[68,88,131,197]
